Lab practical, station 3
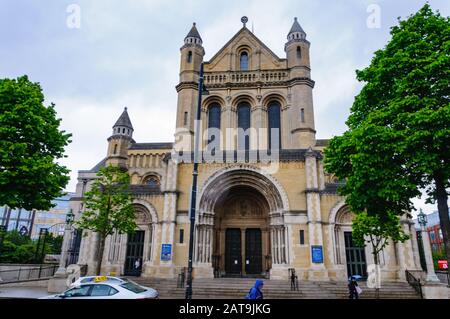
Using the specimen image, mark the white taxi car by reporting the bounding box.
[41,276,158,299]
[69,275,123,288]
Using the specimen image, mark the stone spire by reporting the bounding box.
[184,22,203,45]
[287,17,306,41]
[113,107,133,130]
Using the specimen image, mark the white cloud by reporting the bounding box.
[3,0,450,214]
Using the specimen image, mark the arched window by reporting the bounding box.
[297,47,301,59]
[207,103,221,152]
[113,144,118,154]
[240,52,248,71]
[143,175,160,189]
[300,108,305,123]
[237,103,251,151]
[122,128,125,134]
[187,51,192,63]
[268,101,281,150]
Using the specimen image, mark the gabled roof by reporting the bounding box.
[89,157,107,172]
[206,27,284,65]
[114,107,133,129]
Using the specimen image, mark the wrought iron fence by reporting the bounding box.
[436,270,450,286]
[0,264,58,284]
[405,270,423,299]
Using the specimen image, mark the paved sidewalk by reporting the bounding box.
[0,287,54,299]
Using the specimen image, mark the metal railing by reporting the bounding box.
[436,270,450,286]
[177,267,187,288]
[288,268,299,291]
[0,264,58,284]
[405,270,423,299]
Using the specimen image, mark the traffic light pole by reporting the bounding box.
[185,62,204,300]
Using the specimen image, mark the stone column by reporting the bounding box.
[305,148,327,279]
[421,226,440,282]
[55,224,71,276]
[251,99,265,150]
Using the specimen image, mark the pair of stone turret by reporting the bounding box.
[107,17,315,167]
[177,17,315,151]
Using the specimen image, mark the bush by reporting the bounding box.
[0,230,63,264]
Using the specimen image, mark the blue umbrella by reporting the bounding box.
[348,275,363,281]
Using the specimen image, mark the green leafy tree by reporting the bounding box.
[325,4,450,269]
[352,212,410,266]
[0,230,37,264]
[76,165,136,275]
[44,233,64,255]
[352,213,409,298]
[0,76,72,211]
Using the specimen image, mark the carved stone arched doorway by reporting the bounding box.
[333,205,367,279]
[122,203,156,276]
[196,167,289,278]
[214,186,270,277]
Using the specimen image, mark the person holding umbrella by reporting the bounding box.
[348,275,362,299]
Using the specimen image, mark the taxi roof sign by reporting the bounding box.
[94,276,107,282]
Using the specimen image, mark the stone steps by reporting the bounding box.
[129,277,421,299]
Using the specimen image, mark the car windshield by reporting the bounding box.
[120,281,147,293]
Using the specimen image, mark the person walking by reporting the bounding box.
[134,258,141,274]
[246,279,264,299]
[348,276,360,299]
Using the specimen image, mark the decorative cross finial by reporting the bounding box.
[241,16,248,28]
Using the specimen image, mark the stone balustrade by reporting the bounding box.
[204,70,289,86]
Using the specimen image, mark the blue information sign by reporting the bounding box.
[161,244,172,261]
[311,245,323,263]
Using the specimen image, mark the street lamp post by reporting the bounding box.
[418,209,440,282]
[55,209,75,277]
[185,62,207,300]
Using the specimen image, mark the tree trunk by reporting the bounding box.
[434,174,450,274]
[96,233,105,276]
[373,247,380,299]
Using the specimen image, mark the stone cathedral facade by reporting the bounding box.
[70,18,422,281]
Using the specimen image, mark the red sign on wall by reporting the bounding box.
[438,260,448,269]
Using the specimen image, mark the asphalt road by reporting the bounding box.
[0,286,54,299]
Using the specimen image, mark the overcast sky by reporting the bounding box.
[1,0,449,215]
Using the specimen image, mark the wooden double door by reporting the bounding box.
[225,228,262,276]
[124,230,145,276]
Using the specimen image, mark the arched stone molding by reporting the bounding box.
[198,165,290,214]
[231,94,257,112]
[133,199,159,224]
[195,165,291,271]
[201,95,226,113]
[261,92,288,111]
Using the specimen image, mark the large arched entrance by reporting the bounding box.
[195,167,290,278]
[214,185,270,277]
